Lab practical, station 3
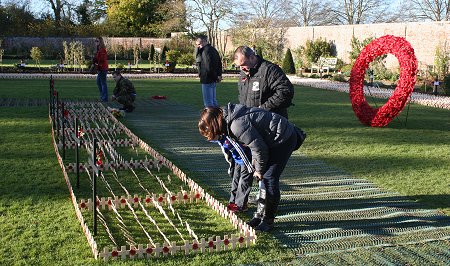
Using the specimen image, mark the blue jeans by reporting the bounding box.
[201,82,218,107]
[97,70,108,102]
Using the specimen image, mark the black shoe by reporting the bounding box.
[246,217,261,228]
[254,221,273,232]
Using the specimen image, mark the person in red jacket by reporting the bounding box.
[93,37,109,102]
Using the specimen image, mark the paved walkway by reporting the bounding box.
[121,98,450,264]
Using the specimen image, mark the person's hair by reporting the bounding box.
[197,35,208,43]
[112,69,122,76]
[97,37,106,49]
[198,107,226,141]
[234,46,255,58]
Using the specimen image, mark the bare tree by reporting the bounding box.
[228,0,292,63]
[290,0,331,26]
[326,0,392,24]
[187,0,235,47]
[409,0,450,21]
[41,0,79,25]
[243,0,292,27]
[233,0,295,28]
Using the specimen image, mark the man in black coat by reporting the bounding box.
[195,35,222,107]
[233,46,295,230]
[233,46,294,118]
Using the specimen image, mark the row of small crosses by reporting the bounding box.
[98,234,256,261]
[55,101,258,259]
[58,138,134,149]
[65,158,163,173]
[79,191,202,210]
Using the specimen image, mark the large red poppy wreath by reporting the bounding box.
[349,35,418,127]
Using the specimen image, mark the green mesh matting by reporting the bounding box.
[118,99,450,264]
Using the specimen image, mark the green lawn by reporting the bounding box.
[0,58,193,71]
[1,78,449,265]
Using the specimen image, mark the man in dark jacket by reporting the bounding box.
[233,46,295,226]
[112,70,136,112]
[195,35,222,107]
[233,46,294,118]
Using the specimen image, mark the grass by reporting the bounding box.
[0,58,194,71]
[0,77,449,265]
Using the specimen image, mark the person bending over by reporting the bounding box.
[198,103,303,232]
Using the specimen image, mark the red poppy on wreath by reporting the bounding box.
[349,35,418,127]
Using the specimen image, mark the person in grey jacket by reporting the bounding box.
[198,103,298,232]
[233,46,294,118]
[195,35,222,107]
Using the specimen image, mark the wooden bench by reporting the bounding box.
[311,57,338,75]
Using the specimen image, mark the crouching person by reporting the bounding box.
[198,103,304,232]
[112,70,136,112]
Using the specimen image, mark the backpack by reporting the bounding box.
[293,126,306,150]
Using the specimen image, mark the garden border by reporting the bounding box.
[50,96,257,261]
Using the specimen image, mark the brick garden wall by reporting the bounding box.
[2,21,449,69]
[284,21,450,68]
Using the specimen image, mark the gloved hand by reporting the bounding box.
[253,171,263,181]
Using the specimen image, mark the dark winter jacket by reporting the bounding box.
[222,103,295,173]
[238,57,294,118]
[196,44,222,84]
[113,76,136,98]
